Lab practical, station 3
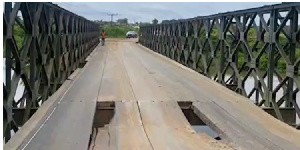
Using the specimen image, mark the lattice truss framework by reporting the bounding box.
[140,3,300,124]
[3,2,100,142]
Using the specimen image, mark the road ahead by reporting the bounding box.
[13,39,300,150]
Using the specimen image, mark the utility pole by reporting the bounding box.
[107,13,118,26]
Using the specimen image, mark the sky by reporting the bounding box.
[55,2,278,23]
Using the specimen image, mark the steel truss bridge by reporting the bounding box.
[3,2,300,150]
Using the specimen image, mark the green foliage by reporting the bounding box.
[152,18,158,25]
[210,27,219,45]
[7,23,300,74]
[277,58,286,73]
[196,27,300,74]
[14,24,25,49]
[116,18,128,25]
[296,49,300,58]
[102,25,139,38]
[139,22,151,26]
[3,24,25,57]
[237,53,245,68]
[259,55,268,70]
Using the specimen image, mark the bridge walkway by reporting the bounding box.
[6,39,300,150]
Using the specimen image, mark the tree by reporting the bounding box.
[139,22,151,26]
[152,18,158,25]
[117,18,128,25]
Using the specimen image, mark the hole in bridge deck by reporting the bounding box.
[89,101,115,150]
[93,102,115,128]
[89,101,223,149]
[178,102,221,141]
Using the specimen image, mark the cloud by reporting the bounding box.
[54,2,278,23]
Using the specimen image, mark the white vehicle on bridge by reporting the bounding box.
[126,31,137,38]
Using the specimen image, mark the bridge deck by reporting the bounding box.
[16,39,300,150]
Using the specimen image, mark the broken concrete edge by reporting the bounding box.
[191,103,240,149]
[190,103,228,139]
[4,46,100,150]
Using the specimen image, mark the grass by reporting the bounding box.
[101,25,139,38]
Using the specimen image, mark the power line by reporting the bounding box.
[107,13,118,26]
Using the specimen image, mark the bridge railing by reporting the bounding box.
[3,2,99,142]
[139,3,300,125]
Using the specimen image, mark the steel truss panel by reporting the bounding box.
[3,2,100,142]
[139,2,300,125]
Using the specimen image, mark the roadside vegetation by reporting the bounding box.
[9,19,300,75]
[14,24,25,49]
[195,27,300,74]
[101,25,138,38]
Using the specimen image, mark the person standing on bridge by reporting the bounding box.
[101,30,106,46]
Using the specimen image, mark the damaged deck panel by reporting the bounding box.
[107,101,153,150]
[91,101,233,150]
[96,40,232,149]
[12,39,300,150]
[95,39,300,150]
